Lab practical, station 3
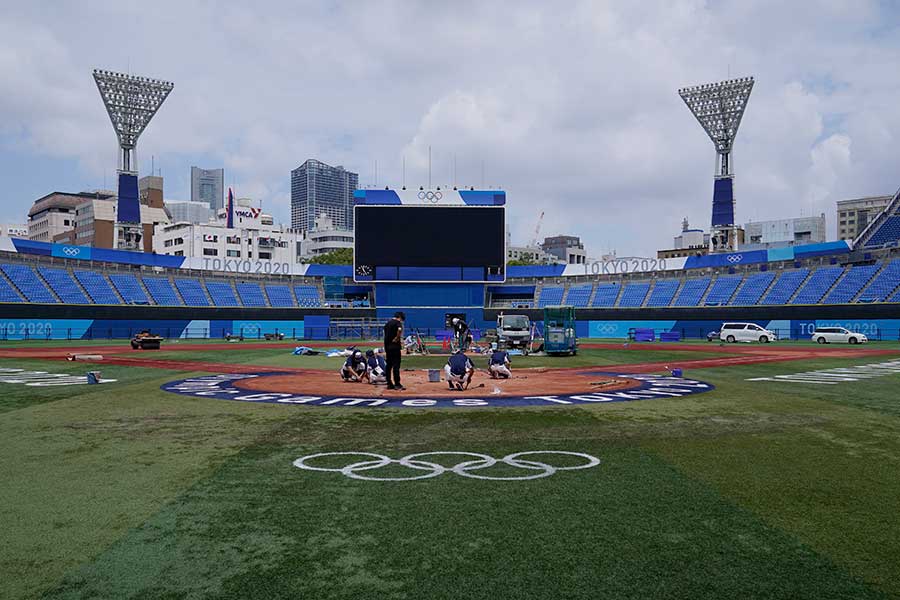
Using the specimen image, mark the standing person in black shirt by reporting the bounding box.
[383,311,406,390]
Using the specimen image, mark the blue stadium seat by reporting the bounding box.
[0,274,24,302]
[672,278,710,307]
[537,286,564,307]
[591,283,619,307]
[265,284,296,307]
[823,264,880,304]
[704,276,742,306]
[236,283,267,307]
[864,216,900,247]
[2,264,58,303]
[730,272,775,305]
[109,273,150,304]
[645,279,679,307]
[889,286,900,303]
[175,279,210,306]
[618,282,650,307]
[858,259,900,302]
[791,266,844,304]
[760,269,809,305]
[74,271,121,304]
[206,281,240,307]
[143,278,183,306]
[294,285,322,307]
[564,284,593,307]
[37,267,89,304]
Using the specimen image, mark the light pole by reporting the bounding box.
[679,77,754,252]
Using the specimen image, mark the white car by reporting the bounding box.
[719,322,777,343]
[811,327,868,345]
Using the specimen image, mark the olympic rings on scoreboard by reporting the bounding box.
[292,450,600,481]
[416,190,442,203]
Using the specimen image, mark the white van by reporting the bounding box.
[719,322,777,343]
[810,327,868,345]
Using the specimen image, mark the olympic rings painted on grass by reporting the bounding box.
[292,450,600,481]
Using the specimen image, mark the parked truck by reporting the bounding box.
[484,313,533,354]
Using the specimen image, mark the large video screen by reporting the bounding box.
[354,205,505,279]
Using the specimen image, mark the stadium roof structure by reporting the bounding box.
[678,77,754,176]
[93,69,174,173]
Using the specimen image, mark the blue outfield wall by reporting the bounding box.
[1,315,899,341]
[0,318,306,340]
[585,318,900,340]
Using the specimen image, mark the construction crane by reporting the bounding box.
[530,211,545,248]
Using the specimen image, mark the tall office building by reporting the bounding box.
[190,167,224,211]
[166,200,213,224]
[290,159,358,233]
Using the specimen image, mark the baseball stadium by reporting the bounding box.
[5,64,900,600]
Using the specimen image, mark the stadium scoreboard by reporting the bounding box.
[353,189,506,282]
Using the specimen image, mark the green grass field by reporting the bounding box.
[2,340,900,599]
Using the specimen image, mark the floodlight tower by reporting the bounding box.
[678,77,754,252]
[93,69,173,250]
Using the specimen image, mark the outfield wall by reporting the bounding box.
[2,303,900,341]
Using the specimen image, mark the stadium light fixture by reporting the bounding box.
[92,69,174,173]
[678,76,754,252]
[678,77,753,177]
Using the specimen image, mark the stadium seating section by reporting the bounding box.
[294,285,322,307]
[864,216,900,248]
[591,283,619,307]
[236,283,268,307]
[730,272,775,306]
[109,273,149,304]
[206,281,240,307]
[1,258,900,309]
[265,284,296,308]
[672,278,710,307]
[645,280,680,307]
[2,264,58,303]
[761,269,809,305]
[0,275,23,302]
[791,266,844,304]
[537,286,565,307]
[175,279,210,307]
[75,270,121,304]
[38,267,89,304]
[564,284,593,307]
[618,282,650,308]
[858,260,900,302]
[143,278,183,306]
[823,264,879,304]
[704,276,742,306]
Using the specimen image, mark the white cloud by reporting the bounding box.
[1,0,899,255]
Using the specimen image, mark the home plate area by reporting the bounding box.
[161,367,714,408]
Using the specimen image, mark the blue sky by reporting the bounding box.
[2,1,899,256]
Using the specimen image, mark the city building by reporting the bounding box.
[166,200,213,224]
[153,197,303,263]
[290,159,358,233]
[837,196,892,241]
[191,167,224,211]
[52,177,169,250]
[0,223,30,238]
[541,235,587,265]
[657,218,710,259]
[67,198,169,251]
[744,215,826,246]
[27,191,115,242]
[507,245,560,264]
[303,213,354,259]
